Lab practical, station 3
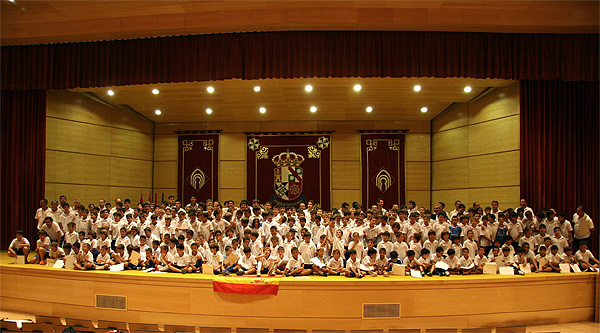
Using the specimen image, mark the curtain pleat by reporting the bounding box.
[520,80,600,256]
[2,31,597,90]
[0,90,46,248]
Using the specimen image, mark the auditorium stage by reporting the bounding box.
[1,253,598,331]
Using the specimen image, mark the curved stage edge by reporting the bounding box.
[1,258,598,331]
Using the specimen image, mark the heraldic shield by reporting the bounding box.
[272,150,305,201]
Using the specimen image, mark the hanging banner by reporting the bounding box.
[178,134,219,204]
[246,134,331,210]
[360,133,406,209]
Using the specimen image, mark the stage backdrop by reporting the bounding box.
[360,132,406,209]
[178,134,220,204]
[246,134,331,210]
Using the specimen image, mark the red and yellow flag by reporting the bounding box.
[213,277,279,295]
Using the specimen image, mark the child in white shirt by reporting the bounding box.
[95,245,111,270]
[326,248,345,276]
[575,242,599,271]
[235,247,257,275]
[459,248,475,275]
[284,247,311,277]
[344,249,363,278]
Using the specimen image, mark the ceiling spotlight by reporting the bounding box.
[254,86,261,92]
[305,85,313,92]
[413,85,422,92]
[8,0,15,2]
[207,86,215,93]
[366,106,373,113]
[353,84,362,92]
[310,106,317,113]
[421,107,428,113]
[154,109,162,115]
[107,90,114,96]
[259,107,266,114]
[152,89,159,95]
[206,108,213,114]
[464,86,472,93]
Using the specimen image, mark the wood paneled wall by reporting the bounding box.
[154,120,430,209]
[45,90,154,206]
[431,83,520,211]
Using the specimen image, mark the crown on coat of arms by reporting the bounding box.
[272,150,305,167]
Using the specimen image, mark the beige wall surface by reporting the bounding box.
[431,83,520,211]
[45,90,154,206]
[154,120,430,209]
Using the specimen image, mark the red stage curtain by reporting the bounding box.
[246,134,331,210]
[520,80,599,256]
[360,133,406,209]
[1,90,46,248]
[2,32,597,90]
[177,134,220,204]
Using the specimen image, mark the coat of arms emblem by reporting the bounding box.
[272,150,305,201]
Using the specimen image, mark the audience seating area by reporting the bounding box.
[0,316,531,333]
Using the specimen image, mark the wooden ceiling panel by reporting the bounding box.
[2,1,597,45]
[68,77,514,124]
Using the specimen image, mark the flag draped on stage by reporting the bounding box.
[178,134,220,203]
[213,278,279,295]
[360,132,406,208]
[246,134,331,210]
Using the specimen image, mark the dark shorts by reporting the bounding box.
[12,248,25,255]
[303,264,313,270]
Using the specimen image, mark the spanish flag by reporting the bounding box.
[213,277,279,295]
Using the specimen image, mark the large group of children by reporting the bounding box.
[8,195,599,278]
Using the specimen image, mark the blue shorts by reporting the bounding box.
[12,248,25,255]
[303,264,313,270]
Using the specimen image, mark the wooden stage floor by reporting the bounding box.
[1,252,598,331]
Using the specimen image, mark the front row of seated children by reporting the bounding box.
[9,230,600,277]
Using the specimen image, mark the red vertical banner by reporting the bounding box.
[246,134,331,210]
[178,134,220,204]
[360,132,406,209]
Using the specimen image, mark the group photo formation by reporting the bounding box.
[10,196,599,278]
[1,1,598,333]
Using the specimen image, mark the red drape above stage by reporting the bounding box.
[520,80,599,256]
[1,90,46,248]
[2,31,598,90]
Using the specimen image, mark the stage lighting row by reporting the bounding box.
[106,84,472,116]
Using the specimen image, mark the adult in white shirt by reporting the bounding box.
[40,217,63,242]
[35,199,52,229]
[515,198,534,217]
[572,205,594,249]
[46,201,63,229]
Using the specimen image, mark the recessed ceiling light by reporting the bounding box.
[152,89,159,95]
[8,0,15,2]
[254,86,261,92]
[305,85,313,92]
[421,107,428,113]
[353,84,362,92]
[107,90,114,96]
[366,106,373,113]
[206,108,213,114]
[207,86,215,93]
[154,109,162,115]
[413,85,422,92]
[259,107,266,114]
[310,106,317,113]
[464,86,472,93]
